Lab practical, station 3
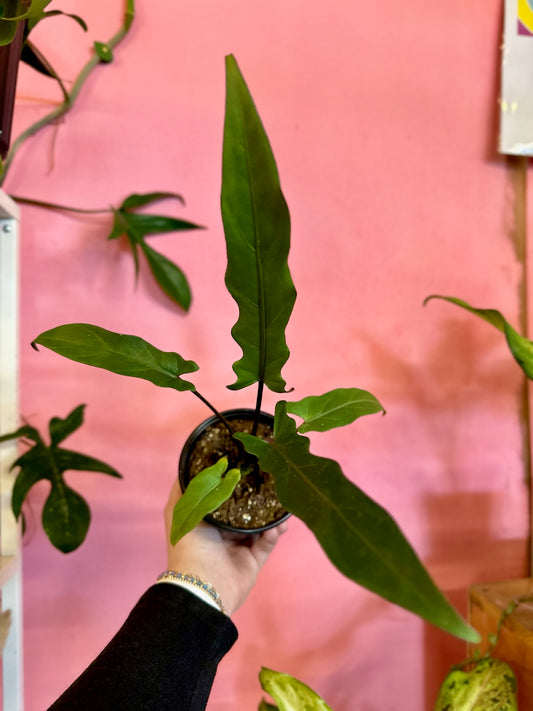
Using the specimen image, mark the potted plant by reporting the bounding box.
[424,294,533,706]
[30,54,478,642]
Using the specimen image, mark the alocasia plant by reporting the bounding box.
[0,404,121,552]
[32,55,479,641]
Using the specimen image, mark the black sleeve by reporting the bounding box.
[48,583,238,711]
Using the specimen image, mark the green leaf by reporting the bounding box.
[139,241,192,311]
[11,445,50,518]
[6,411,120,553]
[49,403,85,447]
[434,657,517,711]
[115,212,204,239]
[53,449,122,478]
[32,324,199,392]
[107,209,132,241]
[26,9,88,34]
[222,54,296,393]
[94,41,113,63]
[42,482,91,553]
[286,388,385,434]
[237,402,479,642]
[424,295,533,380]
[170,458,240,544]
[0,423,42,445]
[259,668,333,711]
[259,702,278,711]
[120,192,185,210]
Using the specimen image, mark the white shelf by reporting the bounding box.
[0,190,23,710]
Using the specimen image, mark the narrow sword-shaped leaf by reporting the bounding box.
[259,668,333,711]
[222,54,296,393]
[32,324,199,392]
[425,294,533,380]
[170,458,240,544]
[286,388,385,433]
[237,402,479,642]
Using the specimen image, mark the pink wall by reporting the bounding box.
[7,0,530,708]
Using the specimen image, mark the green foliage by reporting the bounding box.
[32,324,199,392]
[286,388,385,434]
[94,41,112,62]
[0,405,121,552]
[237,402,479,642]
[107,192,203,311]
[259,668,333,711]
[222,54,296,393]
[170,457,240,544]
[434,657,517,711]
[425,294,533,380]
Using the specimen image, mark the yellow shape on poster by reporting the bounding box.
[518,0,533,33]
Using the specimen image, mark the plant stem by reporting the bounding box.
[192,391,235,434]
[1,0,136,185]
[10,195,111,214]
[251,379,264,436]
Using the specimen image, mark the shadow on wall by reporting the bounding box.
[421,491,529,709]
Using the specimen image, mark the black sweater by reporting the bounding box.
[48,583,238,710]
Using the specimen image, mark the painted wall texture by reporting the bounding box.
[5,0,531,709]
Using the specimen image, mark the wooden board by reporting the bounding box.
[469,578,533,708]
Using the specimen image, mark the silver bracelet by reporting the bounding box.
[156,570,227,615]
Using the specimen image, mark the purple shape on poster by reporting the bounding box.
[518,19,533,35]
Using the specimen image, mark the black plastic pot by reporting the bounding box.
[178,408,290,535]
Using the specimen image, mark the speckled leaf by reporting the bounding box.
[259,668,333,711]
[33,324,199,392]
[222,55,295,393]
[286,388,384,434]
[425,295,533,380]
[171,458,240,544]
[237,402,479,642]
[434,657,517,710]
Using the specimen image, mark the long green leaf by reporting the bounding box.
[286,388,384,433]
[170,458,240,544]
[42,483,90,553]
[53,449,122,478]
[434,658,517,711]
[32,324,199,392]
[11,445,50,518]
[139,240,192,311]
[222,54,296,393]
[0,423,42,445]
[120,192,184,210]
[425,294,533,380]
[237,402,479,642]
[259,668,333,711]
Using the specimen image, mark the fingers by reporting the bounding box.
[248,520,289,567]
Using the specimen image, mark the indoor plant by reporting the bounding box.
[31,54,478,642]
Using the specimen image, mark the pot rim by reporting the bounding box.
[178,408,290,535]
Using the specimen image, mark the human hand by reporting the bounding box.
[163,476,288,615]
